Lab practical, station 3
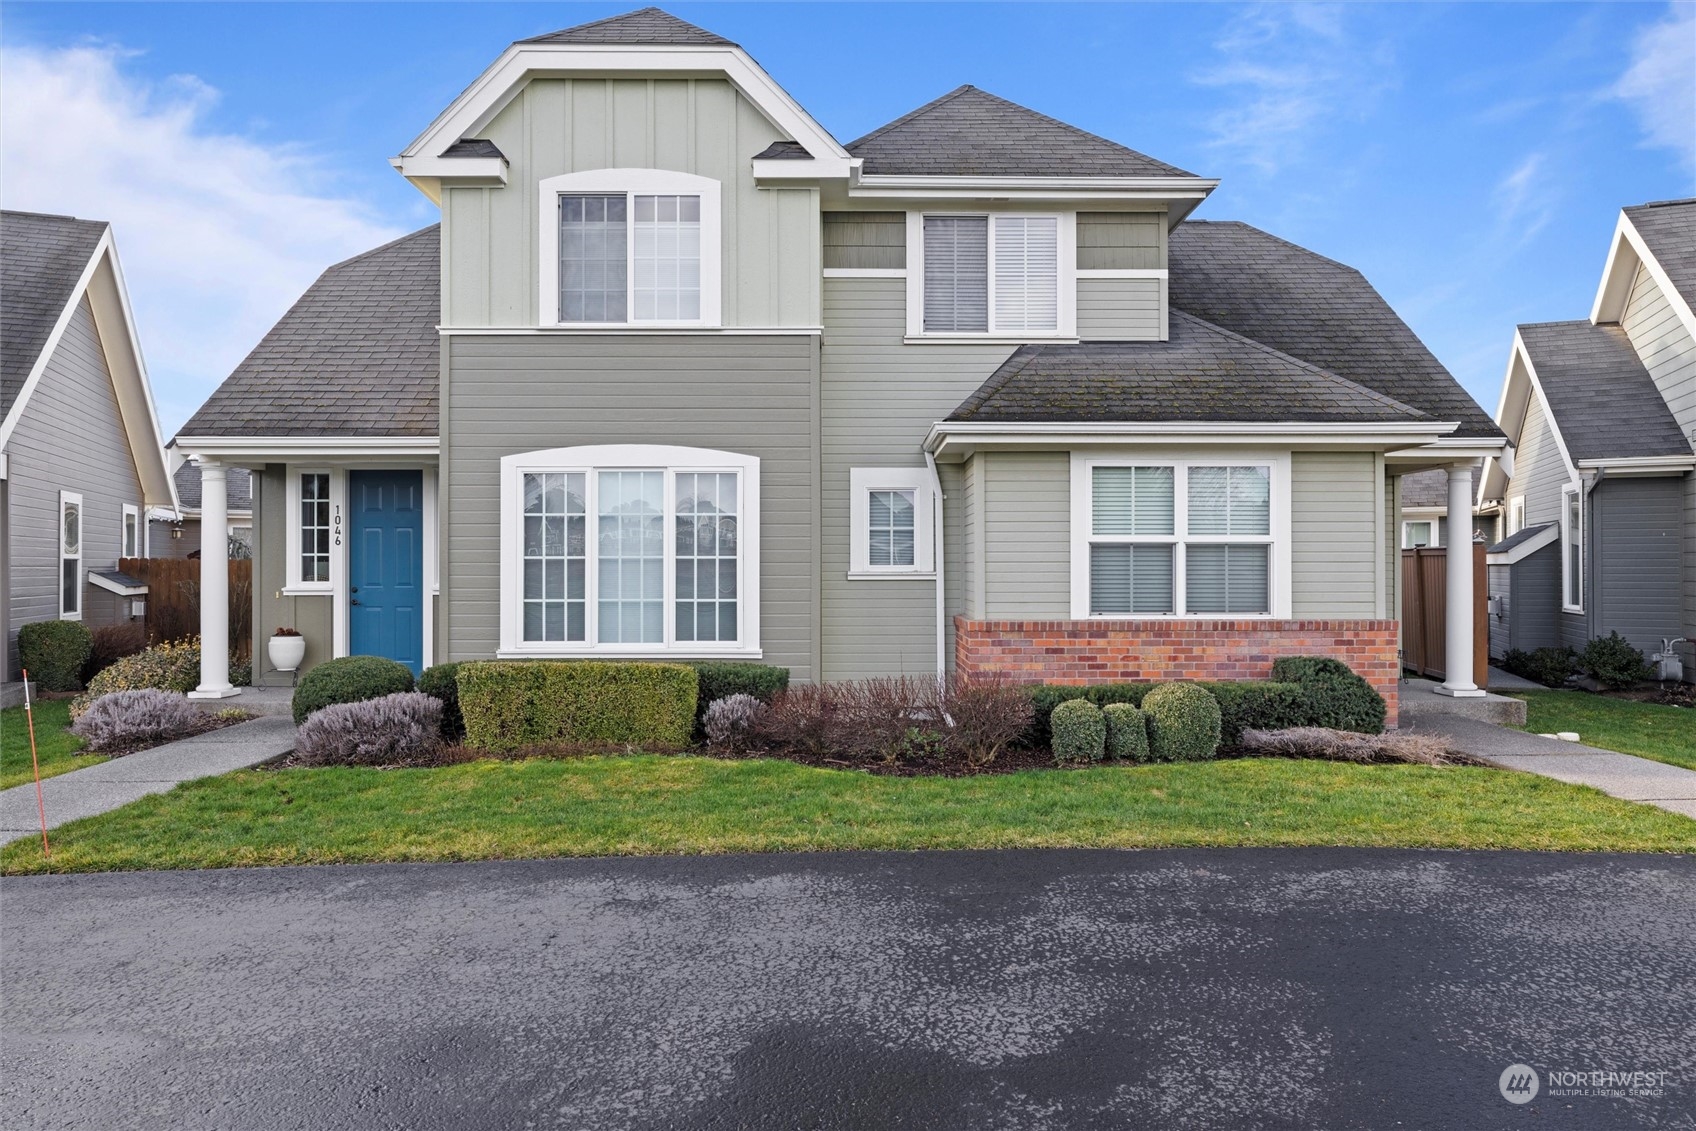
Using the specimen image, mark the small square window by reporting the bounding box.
[850,469,933,576]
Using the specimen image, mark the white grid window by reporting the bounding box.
[559,195,628,323]
[633,195,701,321]
[849,468,934,576]
[675,472,738,642]
[300,473,331,584]
[522,472,587,643]
[868,490,916,567]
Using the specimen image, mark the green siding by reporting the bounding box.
[980,451,1071,619]
[1077,277,1162,341]
[823,212,905,270]
[1077,212,1165,270]
[251,465,333,685]
[1292,452,1379,617]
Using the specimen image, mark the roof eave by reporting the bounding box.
[926,419,1456,458]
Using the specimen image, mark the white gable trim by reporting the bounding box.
[394,44,857,194]
[1592,210,1696,342]
[1483,332,1579,506]
[1485,523,1558,565]
[0,230,176,509]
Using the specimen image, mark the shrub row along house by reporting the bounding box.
[1,210,177,705]
[1479,199,1696,677]
[172,7,1509,723]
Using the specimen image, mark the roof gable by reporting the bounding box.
[1623,198,1696,314]
[1,210,107,417]
[847,85,1195,179]
[519,7,735,47]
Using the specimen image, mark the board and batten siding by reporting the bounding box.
[819,276,1011,678]
[1620,260,1696,650]
[822,212,904,271]
[1077,278,1162,341]
[1291,452,1380,617]
[1505,390,1573,527]
[250,465,333,686]
[1590,475,1685,656]
[3,297,145,673]
[444,333,820,679]
[445,77,820,329]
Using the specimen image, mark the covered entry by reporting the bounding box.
[349,470,425,675]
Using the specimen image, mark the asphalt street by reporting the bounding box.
[3,848,1693,1130]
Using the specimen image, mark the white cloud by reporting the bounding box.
[1613,3,1696,173]
[0,43,408,434]
[1494,152,1557,244]
[1192,4,1395,174]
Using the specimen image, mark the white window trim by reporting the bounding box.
[283,467,342,595]
[1068,450,1293,620]
[1509,495,1526,535]
[59,490,83,621]
[537,169,723,330]
[1402,518,1438,549]
[848,467,935,578]
[121,503,140,559]
[906,210,1077,339]
[498,444,761,658]
[1561,483,1584,613]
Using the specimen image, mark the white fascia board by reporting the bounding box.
[88,572,149,597]
[1486,523,1558,565]
[398,44,848,176]
[926,420,1453,456]
[753,157,860,183]
[1575,454,1696,473]
[1511,330,1581,484]
[176,436,441,462]
[1604,212,1696,340]
[850,177,1217,204]
[388,155,507,185]
[1590,212,1641,324]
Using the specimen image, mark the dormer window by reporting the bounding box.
[908,212,1075,339]
[539,170,721,328]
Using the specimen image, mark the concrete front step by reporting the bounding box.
[1399,677,1528,726]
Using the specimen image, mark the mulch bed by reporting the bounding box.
[86,711,253,759]
[1603,684,1694,709]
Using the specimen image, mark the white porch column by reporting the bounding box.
[188,458,237,699]
[1435,462,1483,697]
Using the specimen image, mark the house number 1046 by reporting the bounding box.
[333,505,343,547]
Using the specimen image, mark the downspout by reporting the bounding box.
[925,450,946,676]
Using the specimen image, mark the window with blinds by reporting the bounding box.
[1087,463,1273,617]
[922,214,1059,334]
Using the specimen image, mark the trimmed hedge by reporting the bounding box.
[291,655,415,724]
[459,660,698,753]
[1025,680,1305,750]
[418,662,465,741]
[18,620,93,692]
[1501,646,1578,689]
[1050,699,1106,764]
[1102,703,1150,762]
[1025,684,1146,749]
[688,662,789,729]
[1269,657,1385,735]
[1143,683,1222,762]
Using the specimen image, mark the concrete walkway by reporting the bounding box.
[0,715,296,846]
[1399,710,1696,820]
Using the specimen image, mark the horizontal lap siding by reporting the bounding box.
[4,298,144,672]
[1293,452,1379,617]
[1506,391,1571,528]
[1621,262,1696,655]
[445,334,819,679]
[1591,476,1684,656]
[982,452,1070,618]
[820,277,1011,678]
[1077,278,1161,341]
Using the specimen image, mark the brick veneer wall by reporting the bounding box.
[955,617,1401,726]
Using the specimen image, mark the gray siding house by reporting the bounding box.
[1480,199,1696,677]
[174,7,1507,721]
[1,210,176,702]
[148,456,254,560]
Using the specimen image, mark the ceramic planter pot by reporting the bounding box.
[267,634,307,673]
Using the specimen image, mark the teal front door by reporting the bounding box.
[348,470,424,675]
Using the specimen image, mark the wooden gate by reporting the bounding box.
[119,557,253,659]
[1400,542,1487,686]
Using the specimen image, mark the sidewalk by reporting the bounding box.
[1399,711,1696,820]
[0,715,296,846]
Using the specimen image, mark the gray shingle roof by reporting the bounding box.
[1,210,108,418]
[178,226,440,439]
[1169,220,1503,439]
[1518,319,1692,462]
[1624,198,1696,314]
[443,138,504,160]
[520,7,735,47]
[753,140,810,160]
[1487,523,1553,555]
[1399,465,1482,509]
[173,461,253,513]
[948,311,1432,425]
[846,86,1195,179]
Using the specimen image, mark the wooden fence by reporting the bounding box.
[118,558,253,660]
[1400,543,1487,687]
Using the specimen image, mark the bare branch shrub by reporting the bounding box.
[939,675,1034,766]
[1238,727,1456,766]
[70,690,204,752]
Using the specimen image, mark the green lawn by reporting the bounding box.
[1510,691,1696,771]
[3,755,1691,875]
[0,700,105,791]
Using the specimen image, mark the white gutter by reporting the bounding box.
[924,450,947,677]
[927,420,1458,453]
[176,436,440,461]
[1575,454,1696,472]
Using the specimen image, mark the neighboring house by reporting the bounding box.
[1398,465,1489,548]
[148,454,254,559]
[0,210,176,703]
[175,7,1506,720]
[1480,199,1696,675]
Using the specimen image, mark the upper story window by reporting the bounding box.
[911,212,1074,339]
[539,170,721,328]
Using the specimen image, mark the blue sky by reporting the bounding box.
[2,2,1692,435]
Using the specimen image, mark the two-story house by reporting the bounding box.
[1481,199,1696,677]
[175,7,1507,722]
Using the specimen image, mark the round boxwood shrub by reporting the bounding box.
[417,661,465,741]
[18,620,93,692]
[1143,683,1222,762]
[291,655,415,724]
[1102,702,1150,762]
[1050,698,1106,764]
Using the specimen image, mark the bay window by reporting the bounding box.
[1071,455,1289,619]
[539,170,721,328]
[916,213,1067,336]
[501,446,759,656]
